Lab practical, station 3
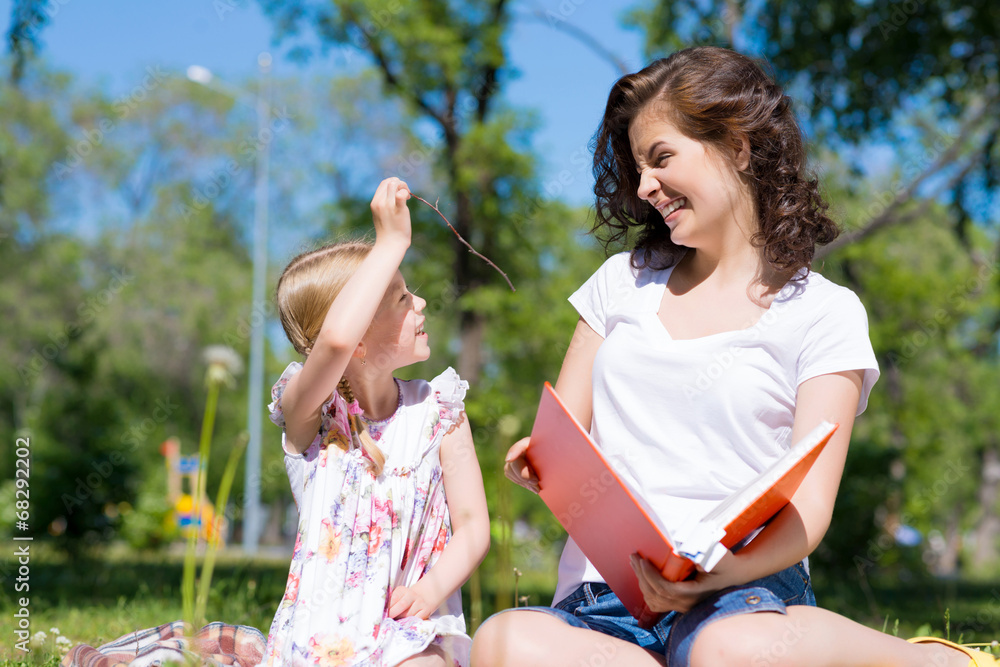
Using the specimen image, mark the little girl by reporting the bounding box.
[260,177,491,667]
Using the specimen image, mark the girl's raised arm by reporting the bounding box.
[280,177,412,454]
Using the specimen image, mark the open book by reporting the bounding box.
[525,382,838,627]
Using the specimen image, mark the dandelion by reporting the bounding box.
[49,627,60,635]
[30,631,47,648]
[181,347,247,628]
[202,345,244,387]
[56,635,72,653]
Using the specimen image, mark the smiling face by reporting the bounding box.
[627,103,754,252]
[363,271,430,370]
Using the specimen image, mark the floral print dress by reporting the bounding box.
[259,363,471,667]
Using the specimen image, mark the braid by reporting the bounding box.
[336,376,386,476]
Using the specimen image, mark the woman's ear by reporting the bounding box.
[734,134,751,172]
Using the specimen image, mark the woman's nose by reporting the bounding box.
[636,168,660,202]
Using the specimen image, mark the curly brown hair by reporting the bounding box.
[592,46,838,277]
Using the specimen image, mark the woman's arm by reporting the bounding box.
[632,369,864,613]
[388,415,491,619]
[503,317,603,492]
[280,178,411,454]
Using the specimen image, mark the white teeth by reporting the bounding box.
[661,197,686,217]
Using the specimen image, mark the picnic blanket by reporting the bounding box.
[61,621,265,667]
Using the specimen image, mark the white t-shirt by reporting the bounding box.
[552,251,880,604]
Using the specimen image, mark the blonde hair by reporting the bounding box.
[275,241,386,475]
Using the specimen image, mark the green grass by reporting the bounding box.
[0,543,288,665]
[2,543,997,665]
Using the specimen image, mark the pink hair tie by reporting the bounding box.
[348,400,363,416]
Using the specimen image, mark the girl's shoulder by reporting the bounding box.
[268,361,304,429]
[398,367,468,418]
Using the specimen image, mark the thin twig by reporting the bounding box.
[412,194,516,292]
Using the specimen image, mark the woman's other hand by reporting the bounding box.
[503,437,540,494]
[629,550,740,614]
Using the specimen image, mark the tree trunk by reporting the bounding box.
[456,310,485,386]
[933,505,963,577]
[261,498,285,545]
[971,446,1000,571]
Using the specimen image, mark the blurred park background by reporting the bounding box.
[1,0,999,661]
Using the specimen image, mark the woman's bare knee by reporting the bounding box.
[689,612,788,667]
[471,611,538,666]
[471,610,665,667]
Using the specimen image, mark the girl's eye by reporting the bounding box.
[655,154,670,166]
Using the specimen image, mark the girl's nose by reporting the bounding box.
[636,168,660,203]
[413,294,427,312]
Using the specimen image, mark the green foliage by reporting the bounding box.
[0,66,265,551]
[630,0,1000,137]
[253,0,607,611]
[815,186,1000,578]
[119,487,175,551]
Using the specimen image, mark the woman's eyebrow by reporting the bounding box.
[632,141,667,165]
[645,141,667,160]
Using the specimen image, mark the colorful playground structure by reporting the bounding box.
[160,437,225,545]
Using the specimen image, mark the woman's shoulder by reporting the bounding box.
[578,250,660,296]
[594,250,641,280]
[778,269,866,312]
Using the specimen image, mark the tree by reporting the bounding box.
[0,62,274,549]
[5,0,52,85]
[256,0,527,384]
[630,0,999,255]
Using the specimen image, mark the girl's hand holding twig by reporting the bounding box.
[370,177,412,249]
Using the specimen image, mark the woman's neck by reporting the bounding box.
[677,242,785,301]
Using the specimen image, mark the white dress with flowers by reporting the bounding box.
[259,362,472,667]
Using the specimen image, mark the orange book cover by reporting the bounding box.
[525,382,837,627]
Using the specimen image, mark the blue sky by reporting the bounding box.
[1,0,647,205]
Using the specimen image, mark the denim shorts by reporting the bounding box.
[494,561,814,667]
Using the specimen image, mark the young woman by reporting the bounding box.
[471,47,993,667]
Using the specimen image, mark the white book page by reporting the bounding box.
[673,420,837,568]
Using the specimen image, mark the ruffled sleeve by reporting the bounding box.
[428,366,468,433]
[268,362,303,429]
[268,361,352,443]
